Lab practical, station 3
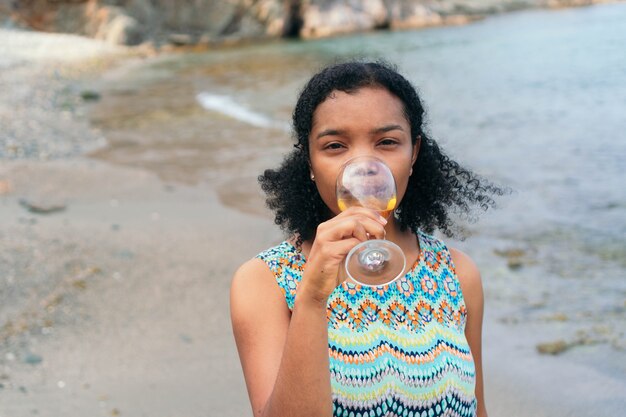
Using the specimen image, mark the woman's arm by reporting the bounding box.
[449,247,488,417]
[230,258,333,417]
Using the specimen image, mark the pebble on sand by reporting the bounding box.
[494,247,529,270]
[23,352,43,365]
[536,339,569,355]
[19,198,67,214]
[80,90,102,101]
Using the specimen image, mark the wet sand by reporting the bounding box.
[1,27,625,417]
[0,158,276,417]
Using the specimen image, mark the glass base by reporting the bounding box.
[345,240,406,287]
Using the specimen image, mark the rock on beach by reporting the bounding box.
[0,0,616,46]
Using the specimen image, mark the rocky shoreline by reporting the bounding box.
[0,0,619,47]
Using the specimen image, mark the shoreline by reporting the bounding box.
[1,7,625,416]
[1,0,621,49]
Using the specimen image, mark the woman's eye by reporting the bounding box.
[379,138,399,146]
[324,143,344,150]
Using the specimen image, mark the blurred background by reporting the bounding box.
[1,1,625,416]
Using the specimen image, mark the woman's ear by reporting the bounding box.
[412,135,421,165]
[308,159,315,181]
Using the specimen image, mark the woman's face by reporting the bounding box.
[308,87,419,216]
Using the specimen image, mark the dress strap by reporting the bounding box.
[256,241,304,310]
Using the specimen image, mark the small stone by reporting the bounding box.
[19,198,66,214]
[536,340,569,355]
[80,90,101,101]
[23,353,43,365]
[507,258,523,270]
[544,313,568,322]
[43,294,63,310]
[72,279,87,290]
[493,249,526,258]
[494,248,528,270]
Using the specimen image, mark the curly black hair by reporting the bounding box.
[260,61,509,247]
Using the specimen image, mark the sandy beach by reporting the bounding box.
[1,21,625,417]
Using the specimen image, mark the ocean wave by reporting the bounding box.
[196,92,290,132]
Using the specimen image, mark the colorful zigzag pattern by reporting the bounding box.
[257,230,477,417]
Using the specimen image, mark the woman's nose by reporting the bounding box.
[346,155,382,176]
[362,160,379,176]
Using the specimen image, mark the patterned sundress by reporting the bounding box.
[257,229,477,417]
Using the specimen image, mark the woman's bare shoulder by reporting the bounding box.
[230,255,291,318]
[230,257,291,353]
[448,247,483,298]
[231,257,278,297]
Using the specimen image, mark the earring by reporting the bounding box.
[310,173,315,181]
[409,168,413,176]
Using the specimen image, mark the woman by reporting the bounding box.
[231,61,505,417]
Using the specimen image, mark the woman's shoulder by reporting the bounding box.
[230,256,285,313]
[230,256,292,345]
[447,246,483,304]
[448,247,480,276]
[232,240,305,311]
[232,240,294,283]
[232,241,291,285]
[417,230,482,292]
[231,257,274,294]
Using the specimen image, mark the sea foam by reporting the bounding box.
[196,92,290,132]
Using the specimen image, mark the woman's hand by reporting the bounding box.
[299,207,387,305]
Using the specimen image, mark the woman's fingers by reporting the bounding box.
[315,237,362,262]
[301,207,389,301]
[320,216,386,242]
[347,219,369,242]
[317,207,387,242]
[339,206,388,225]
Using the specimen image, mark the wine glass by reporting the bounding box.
[336,155,406,286]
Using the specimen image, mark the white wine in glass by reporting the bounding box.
[336,156,406,286]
